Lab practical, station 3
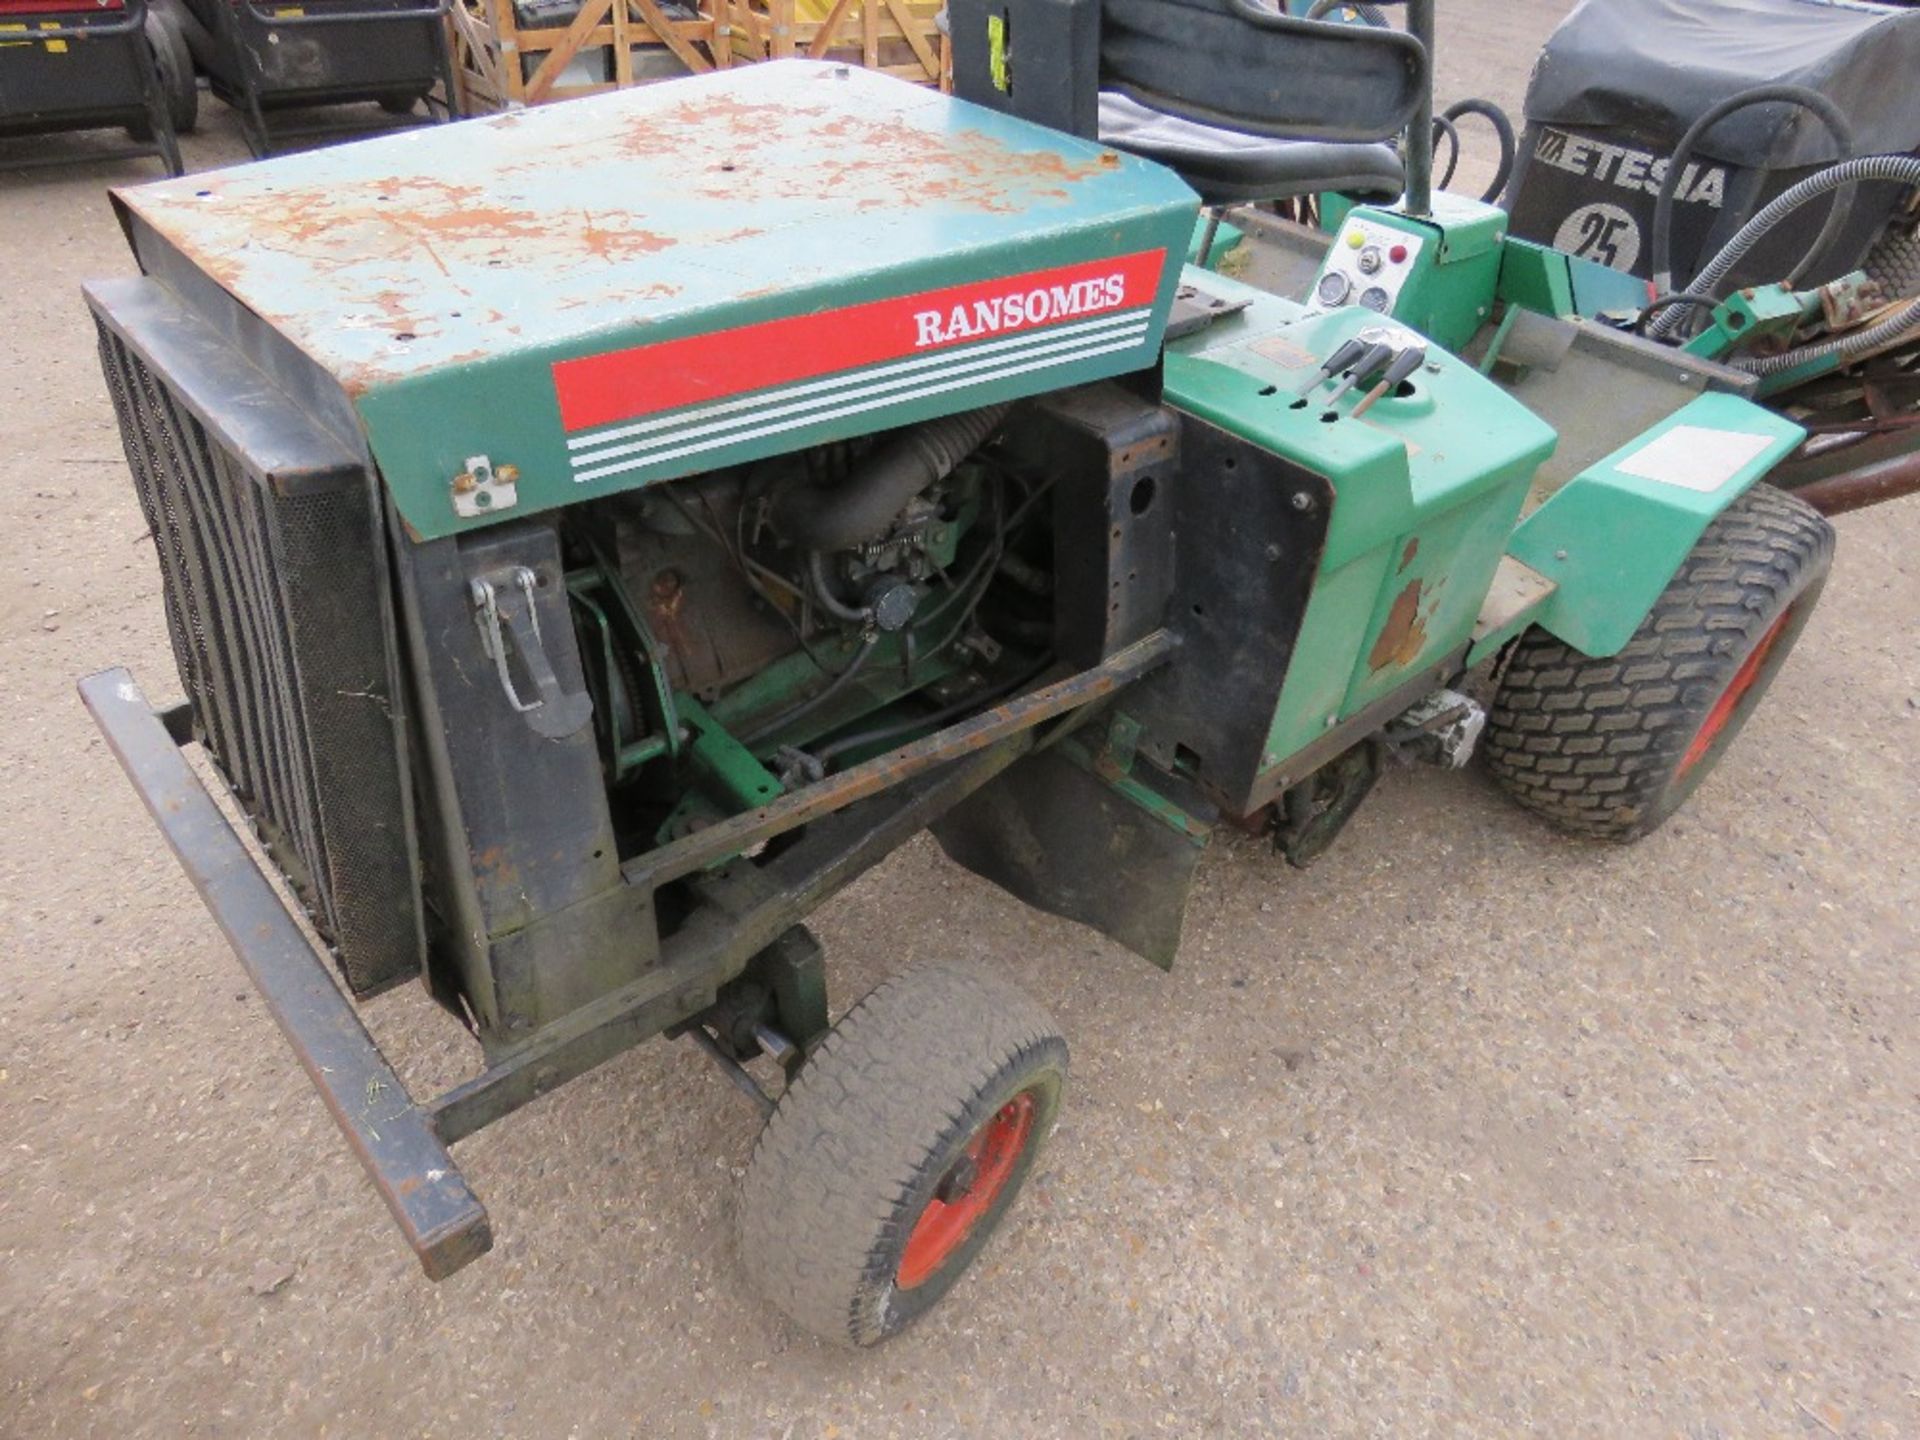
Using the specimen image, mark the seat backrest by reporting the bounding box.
[949,0,1429,147]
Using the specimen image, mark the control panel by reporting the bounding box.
[1308,214,1426,317]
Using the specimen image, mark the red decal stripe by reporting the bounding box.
[552,249,1166,434]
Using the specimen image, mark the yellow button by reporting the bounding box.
[1346,230,1366,248]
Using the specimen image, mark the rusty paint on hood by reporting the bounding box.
[111,61,1185,397]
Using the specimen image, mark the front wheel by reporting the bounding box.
[737,962,1066,1347]
[1484,482,1833,841]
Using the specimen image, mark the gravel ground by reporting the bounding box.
[3,4,1917,1436]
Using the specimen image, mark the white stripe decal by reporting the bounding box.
[564,308,1154,454]
[570,319,1151,472]
[571,331,1153,484]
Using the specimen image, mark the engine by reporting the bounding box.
[561,406,1053,854]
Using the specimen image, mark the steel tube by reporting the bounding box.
[77,668,492,1280]
[1789,450,1920,517]
[1402,0,1436,216]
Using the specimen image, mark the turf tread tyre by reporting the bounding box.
[737,962,1065,1348]
[137,10,197,136]
[1484,483,1832,841]
[1864,218,1920,297]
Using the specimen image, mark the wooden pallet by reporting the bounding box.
[449,0,945,111]
[733,0,946,87]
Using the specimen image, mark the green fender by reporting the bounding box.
[1474,393,1806,662]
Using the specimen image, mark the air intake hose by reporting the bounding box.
[774,403,1011,551]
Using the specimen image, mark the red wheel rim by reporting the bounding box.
[896,1091,1037,1290]
[1678,606,1796,778]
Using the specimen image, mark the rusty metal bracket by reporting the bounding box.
[77,668,492,1281]
[621,629,1178,892]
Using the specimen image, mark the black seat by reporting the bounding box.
[951,0,1430,208]
[1097,91,1405,205]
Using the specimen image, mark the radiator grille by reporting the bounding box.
[97,322,421,996]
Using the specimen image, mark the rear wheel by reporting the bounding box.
[737,962,1066,1347]
[128,9,198,139]
[1864,216,1920,297]
[1484,483,1833,841]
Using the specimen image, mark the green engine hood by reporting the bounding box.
[112,61,1199,540]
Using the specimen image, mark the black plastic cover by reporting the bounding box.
[1526,0,1920,167]
[1097,92,1404,204]
[950,0,1426,145]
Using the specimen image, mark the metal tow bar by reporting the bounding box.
[76,668,492,1281]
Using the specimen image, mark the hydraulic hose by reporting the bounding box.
[1442,98,1515,204]
[739,634,880,746]
[1649,153,1920,340]
[806,549,872,625]
[1633,290,1722,336]
[1650,84,1856,301]
[1431,114,1462,190]
[1733,295,1920,377]
[1300,4,1509,205]
[773,403,1010,551]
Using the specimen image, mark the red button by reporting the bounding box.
[1389,243,1409,264]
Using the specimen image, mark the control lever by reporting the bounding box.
[1293,336,1369,399]
[470,567,595,740]
[1350,346,1429,418]
[1322,340,1398,408]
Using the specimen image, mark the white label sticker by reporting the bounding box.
[1615,425,1776,493]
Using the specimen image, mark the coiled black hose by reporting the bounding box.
[1633,291,1722,337]
[1304,0,1392,23]
[1441,98,1515,204]
[1650,83,1857,300]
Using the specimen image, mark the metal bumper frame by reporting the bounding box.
[79,630,1172,1279]
[79,668,490,1278]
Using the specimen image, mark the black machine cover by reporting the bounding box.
[1525,0,1920,167]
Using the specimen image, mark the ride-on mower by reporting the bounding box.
[81,0,1892,1346]
[1500,0,1920,502]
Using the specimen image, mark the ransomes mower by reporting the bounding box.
[81,0,1893,1346]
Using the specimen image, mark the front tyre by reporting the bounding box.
[1485,483,1833,841]
[737,963,1066,1347]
